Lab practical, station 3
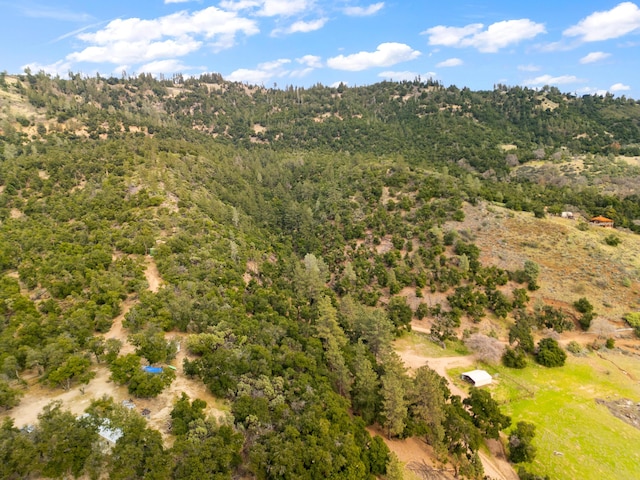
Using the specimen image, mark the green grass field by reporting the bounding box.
[394,331,470,357]
[450,351,640,480]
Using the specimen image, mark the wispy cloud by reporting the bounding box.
[436,57,463,67]
[271,18,327,36]
[21,59,72,77]
[50,20,112,44]
[138,59,193,75]
[579,51,611,64]
[226,54,322,83]
[220,0,313,17]
[424,19,546,53]
[576,86,608,96]
[344,2,384,17]
[327,42,421,71]
[524,74,584,86]
[227,58,292,84]
[564,2,640,42]
[17,3,93,22]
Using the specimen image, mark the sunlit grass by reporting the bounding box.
[394,331,469,357]
[450,351,640,480]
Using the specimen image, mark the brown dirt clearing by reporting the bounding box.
[393,340,518,480]
[1,255,227,446]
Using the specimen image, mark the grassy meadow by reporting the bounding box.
[450,351,640,480]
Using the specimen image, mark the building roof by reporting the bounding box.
[98,423,123,444]
[461,369,492,387]
[590,216,613,223]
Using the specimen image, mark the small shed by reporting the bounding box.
[98,423,123,444]
[589,216,614,228]
[461,369,492,387]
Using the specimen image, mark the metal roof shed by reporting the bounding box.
[461,369,492,387]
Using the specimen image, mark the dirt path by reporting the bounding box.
[6,365,129,428]
[144,255,163,293]
[367,425,455,480]
[394,347,519,480]
[108,297,136,355]
[396,348,475,398]
[2,254,230,445]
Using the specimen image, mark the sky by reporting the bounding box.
[1,1,639,97]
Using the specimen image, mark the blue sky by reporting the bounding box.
[1,1,639,97]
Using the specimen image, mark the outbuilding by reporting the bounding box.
[589,216,614,228]
[461,369,492,387]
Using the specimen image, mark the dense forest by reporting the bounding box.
[0,71,639,479]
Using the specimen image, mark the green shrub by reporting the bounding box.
[566,341,583,355]
[502,347,527,369]
[623,312,640,337]
[604,234,621,246]
[535,338,566,367]
[509,421,537,463]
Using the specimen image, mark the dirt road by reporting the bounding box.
[394,346,519,480]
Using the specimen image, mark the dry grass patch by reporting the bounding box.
[447,202,640,321]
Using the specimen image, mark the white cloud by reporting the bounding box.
[138,59,190,75]
[220,0,312,17]
[524,74,584,86]
[68,37,203,64]
[21,60,72,77]
[344,2,384,17]
[219,0,261,10]
[577,86,608,96]
[67,7,258,65]
[436,57,463,67]
[610,82,631,91]
[290,68,314,78]
[424,24,483,47]
[564,2,640,42]
[330,81,347,88]
[424,19,546,53]
[226,58,291,84]
[327,42,421,71]
[518,64,540,72]
[271,18,327,36]
[580,51,611,64]
[297,55,322,68]
[260,0,313,17]
[226,55,322,84]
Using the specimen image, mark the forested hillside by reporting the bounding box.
[0,71,639,479]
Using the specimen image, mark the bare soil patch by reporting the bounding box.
[144,255,163,292]
[394,339,519,480]
[596,398,640,430]
[367,425,454,480]
[1,255,226,446]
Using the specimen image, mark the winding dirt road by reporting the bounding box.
[395,346,519,480]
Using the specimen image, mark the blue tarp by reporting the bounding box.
[142,366,163,374]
